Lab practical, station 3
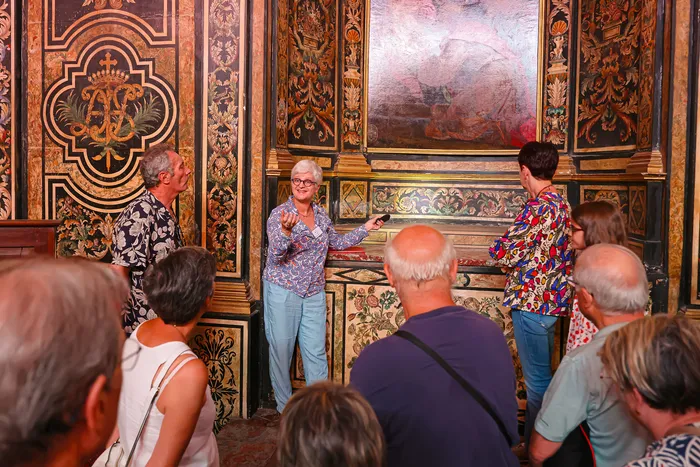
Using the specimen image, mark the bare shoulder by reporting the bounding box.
[157,355,209,411]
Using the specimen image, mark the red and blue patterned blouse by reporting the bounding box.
[489,191,573,317]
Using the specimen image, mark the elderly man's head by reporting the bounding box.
[0,257,128,465]
[140,143,190,193]
[572,244,648,323]
[384,225,457,292]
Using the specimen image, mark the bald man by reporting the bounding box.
[350,225,519,467]
[530,244,651,467]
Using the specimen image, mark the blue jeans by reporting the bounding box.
[511,309,558,446]
[264,280,328,413]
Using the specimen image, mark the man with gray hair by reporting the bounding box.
[111,143,191,333]
[350,225,519,467]
[0,257,129,466]
[530,244,652,467]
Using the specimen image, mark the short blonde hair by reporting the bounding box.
[291,160,323,184]
[600,315,700,414]
[278,381,385,467]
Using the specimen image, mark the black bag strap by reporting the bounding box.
[394,329,514,447]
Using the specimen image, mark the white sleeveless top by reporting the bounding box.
[117,325,220,466]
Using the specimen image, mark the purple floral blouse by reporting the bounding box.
[263,197,368,298]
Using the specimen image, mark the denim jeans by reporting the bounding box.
[263,280,328,413]
[511,309,558,446]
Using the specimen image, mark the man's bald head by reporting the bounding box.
[573,244,648,315]
[384,225,457,285]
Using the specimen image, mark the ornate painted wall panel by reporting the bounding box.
[635,0,656,150]
[202,0,246,276]
[580,185,630,226]
[27,0,197,255]
[339,180,367,219]
[190,317,248,431]
[628,186,646,236]
[0,0,14,220]
[365,0,542,153]
[574,0,641,152]
[340,0,364,150]
[542,0,572,149]
[286,0,338,149]
[369,183,567,223]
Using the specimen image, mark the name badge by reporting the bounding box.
[312,226,323,238]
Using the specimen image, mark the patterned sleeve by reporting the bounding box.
[489,202,544,268]
[266,209,293,262]
[111,206,151,269]
[324,209,368,250]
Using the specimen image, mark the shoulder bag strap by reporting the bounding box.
[393,329,514,447]
[124,348,190,466]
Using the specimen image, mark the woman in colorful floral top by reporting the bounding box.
[600,316,700,467]
[263,160,384,414]
[567,201,628,352]
[489,141,573,446]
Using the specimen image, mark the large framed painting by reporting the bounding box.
[364,0,544,154]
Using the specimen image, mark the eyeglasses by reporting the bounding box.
[121,338,142,372]
[291,178,317,188]
[571,226,584,233]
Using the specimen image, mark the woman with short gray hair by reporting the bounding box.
[116,246,219,466]
[263,159,385,415]
[600,315,700,466]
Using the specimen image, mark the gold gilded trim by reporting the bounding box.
[579,158,630,171]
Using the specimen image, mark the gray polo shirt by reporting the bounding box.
[535,321,651,467]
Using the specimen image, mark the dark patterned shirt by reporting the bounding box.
[263,196,368,297]
[111,189,183,333]
[625,433,700,467]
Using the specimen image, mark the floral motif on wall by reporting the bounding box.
[56,196,114,260]
[575,0,642,150]
[371,184,528,221]
[346,286,404,370]
[191,328,241,433]
[0,0,12,220]
[205,0,243,274]
[341,0,363,148]
[542,0,572,148]
[287,0,336,148]
[277,0,290,146]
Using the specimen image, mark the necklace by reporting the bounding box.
[536,184,554,199]
[297,208,313,217]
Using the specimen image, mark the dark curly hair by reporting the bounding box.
[518,141,559,180]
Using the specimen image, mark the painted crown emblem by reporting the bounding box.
[87,52,128,87]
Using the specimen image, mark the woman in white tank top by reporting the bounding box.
[116,247,220,466]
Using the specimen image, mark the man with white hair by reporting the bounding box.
[111,143,191,333]
[350,225,519,467]
[0,257,129,466]
[529,244,652,467]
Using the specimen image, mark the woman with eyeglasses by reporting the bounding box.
[566,201,628,352]
[115,246,219,466]
[263,159,384,415]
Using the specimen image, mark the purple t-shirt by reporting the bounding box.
[350,305,520,467]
